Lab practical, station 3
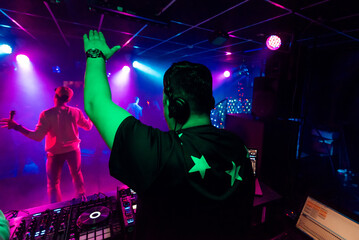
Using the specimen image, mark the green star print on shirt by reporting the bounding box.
[188,155,211,179]
[226,161,243,186]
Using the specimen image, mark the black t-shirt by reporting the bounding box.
[110,116,254,240]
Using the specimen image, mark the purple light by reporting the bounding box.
[266,35,281,50]
[223,70,231,78]
[225,52,232,55]
[16,54,30,67]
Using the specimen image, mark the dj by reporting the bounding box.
[0,87,93,203]
[83,30,254,239]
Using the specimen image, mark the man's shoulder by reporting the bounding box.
[67,105,81,111]
[119,116,168,134]
[43,106,82,115]
[182,125,242,141]
[42,107,56,115]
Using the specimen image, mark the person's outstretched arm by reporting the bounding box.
[0,112,48,142]
[83,30,131,149]
[77,110,93,131]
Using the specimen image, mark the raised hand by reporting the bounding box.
[83,30,121,60]
[0,117,18,130]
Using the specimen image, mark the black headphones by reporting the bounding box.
[164,85,190,125]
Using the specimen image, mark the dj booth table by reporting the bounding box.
[8,182,281,240]
[8,188,135,240]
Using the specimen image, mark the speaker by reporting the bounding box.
[226,114,299,195]
[252,77,279,118]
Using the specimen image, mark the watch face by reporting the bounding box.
[86,49,105,59]
[89,49,100,55]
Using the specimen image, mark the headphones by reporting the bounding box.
[164,85,190,125]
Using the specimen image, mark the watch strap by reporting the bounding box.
[86,49,106,61]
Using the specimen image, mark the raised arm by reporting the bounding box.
[0,210,10,240]
[83,30,131,149]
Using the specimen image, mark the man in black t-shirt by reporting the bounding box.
[83,30,254,240]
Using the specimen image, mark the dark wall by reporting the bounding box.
[302,45,359,172]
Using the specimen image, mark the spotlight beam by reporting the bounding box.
[180,40,248,58]
[43,1,70,47]
[156,0,176,16]
[98,13,104,32]
[138,0,249,55]
[0,9,36,40]
[122,24,148,47]
[266,0,359,42]
[228,12,291,34]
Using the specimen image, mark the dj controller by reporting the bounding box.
[9,188,137,240]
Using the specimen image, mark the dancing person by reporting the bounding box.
[0,87,93,203]
[83,30,254,240]
[126,97,143,120]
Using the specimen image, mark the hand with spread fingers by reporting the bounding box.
[0,118,18,130]
[83,30,121,60]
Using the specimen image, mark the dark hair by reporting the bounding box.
[163,61,215,115]
[55,94,70,103]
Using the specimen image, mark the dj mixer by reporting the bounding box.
[8,188,137,240]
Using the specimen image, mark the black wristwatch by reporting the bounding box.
[86,49,106,61]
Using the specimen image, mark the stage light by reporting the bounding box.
[132,60,161,78]
[266,35,281,51]
[0,44,12,54]
[132,61,139,68]
[112,65,131,87]
[224,70,231,78]
[0,24,12,28]
[122,65,130,73]
[225,52,232,55]
[16,54,30,68]
[52,66,61,73]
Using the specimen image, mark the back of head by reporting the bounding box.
[163,61,215,117]
[135,97,140,104]
[55,86,73,103]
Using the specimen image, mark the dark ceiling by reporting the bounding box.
[0,0,358,67]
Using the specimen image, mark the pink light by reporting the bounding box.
[112,65,131,88]
[266,35,281,50]
[226,52,232,55]
[223,70,231,78]
[122,65,130,73]
[16,54,30,65]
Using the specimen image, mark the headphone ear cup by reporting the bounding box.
[211,96,215,109]
[168,98,176,119]
[169,97,190,125]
